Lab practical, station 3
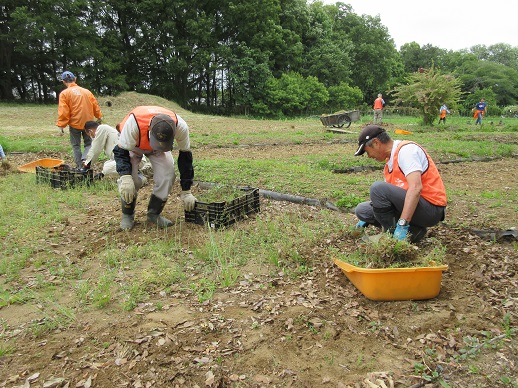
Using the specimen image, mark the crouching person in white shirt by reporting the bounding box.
[83,121,151,180]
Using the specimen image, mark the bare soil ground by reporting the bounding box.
[0,147,517,388]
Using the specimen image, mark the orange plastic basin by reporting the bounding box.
[17,158,64,173]
[334,259,448,301]
[395,129,413,135]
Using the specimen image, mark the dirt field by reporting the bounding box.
[0,145,517,388]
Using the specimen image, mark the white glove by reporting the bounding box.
[180,190,197,211]
[119,175,136,203]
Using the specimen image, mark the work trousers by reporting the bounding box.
[69,126,92,168]
[355,181,445,228]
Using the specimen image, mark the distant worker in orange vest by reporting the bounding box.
[373,94,385,124]
[473,98,487,125]
[438,104,450,125]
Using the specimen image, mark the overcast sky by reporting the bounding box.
[319,0,517,51]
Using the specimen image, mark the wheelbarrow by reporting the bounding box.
[320,110,360,128]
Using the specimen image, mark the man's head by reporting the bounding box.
[85,121,99,137]
[61,71,76,83]
[354,125,387,156]
[378,93,382,98]
[149,114,176,151]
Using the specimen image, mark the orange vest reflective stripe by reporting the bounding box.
[119,106,178,150]
[384,141,447,206]
[373,98,383,110]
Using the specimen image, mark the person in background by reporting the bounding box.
[473,98,487,125]
[113,106,197,230]
[56,71,103,169]
[373,93,385,124]
[438,104,450,125]
[0,144,5,161]
[354,125,447,243]
[82,121,151,180]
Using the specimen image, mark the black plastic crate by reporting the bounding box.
[36,165,93,189]
[185,187,260,229]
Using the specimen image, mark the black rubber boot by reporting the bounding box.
[409,226,427,243]
[372,206,397,234]
[147,194,173,228]
[120,198,136,230]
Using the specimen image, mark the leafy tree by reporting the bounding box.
[265,72,328,116]
[331,5,400,103]
[301,2,353,87]
[455,59,518,107]
[400,42,448,73]
[392,66,462,125]
[327,82,363,111]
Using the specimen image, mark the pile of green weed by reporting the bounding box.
[345,233,446,269]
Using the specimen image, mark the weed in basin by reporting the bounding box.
[337,233,446,269]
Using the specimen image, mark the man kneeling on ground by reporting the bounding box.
[353,125,447,243]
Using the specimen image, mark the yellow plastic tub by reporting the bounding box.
[334,259,448,301]
[18,158,64,173]
[395,129,413,135]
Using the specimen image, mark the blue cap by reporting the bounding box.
[61,71,75,82]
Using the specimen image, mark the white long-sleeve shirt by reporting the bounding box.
[85,124,119,165]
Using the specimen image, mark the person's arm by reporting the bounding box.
[85,128,106,165]
[115,115,139,176]
[400,171,422,222]
[113,145,132,176]
[118,114,139,151]
[88,91,103,120]
[56,91,70,128]
[174,115,194,191]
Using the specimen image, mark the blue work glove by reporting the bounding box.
[356,220,368,228]
[393,224,410,240]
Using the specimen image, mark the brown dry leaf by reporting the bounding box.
[42,377,66,388]
[254,375,271,384]
[205,370,215,386]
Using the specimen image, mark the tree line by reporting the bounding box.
[1,0,517,117]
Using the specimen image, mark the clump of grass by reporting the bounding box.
[196,185,249,203]
[360,233,418,268]
[346,234,446,269]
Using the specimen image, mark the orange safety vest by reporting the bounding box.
[440,110,447,119]
[119,106,178,150]
[373,97,384,110]
[384,141,447,206]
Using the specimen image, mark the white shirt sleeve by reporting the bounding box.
[174,114,191,151]
[85,130,106,164]
[85,124,120,164]
[119,114,140,151]
[397,143,429,176]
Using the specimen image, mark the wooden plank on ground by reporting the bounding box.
[325,128,355,134]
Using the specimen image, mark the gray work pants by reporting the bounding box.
[129,149,175,201]
[69,127,92,168]
[355,181,445,228]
